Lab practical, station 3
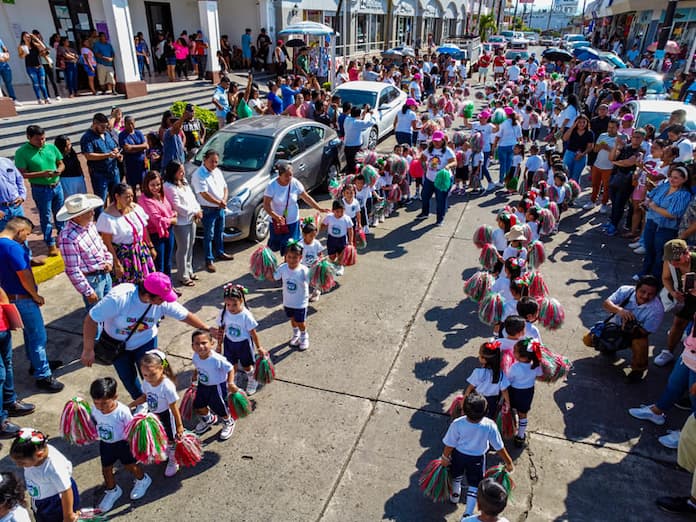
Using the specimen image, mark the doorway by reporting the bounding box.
[49,0,94,45]
[144,2,173,49]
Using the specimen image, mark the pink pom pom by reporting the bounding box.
[249,246,278,281]
[473,224,493,248]
[548,185,560,203]
[341,245,357,266]
[538,344,573,383]
[548,201,560,222]
[174,432,203,467]
[501,349,516,374]
[463,271,495,303]
[59,397,98,446]
[180,386,196,421]
[126,413,169,464]
[479,243,500,271]
[527,271,550,299]
[539,297,565,330]
[478,292,504,325]
[387,185,402,203]
[520,224,533,245]
[447,395,464,418]
[527,241,546,269]
[568,179,581,200]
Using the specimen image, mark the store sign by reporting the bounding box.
[359,0,387,13]
[394,1,415,16]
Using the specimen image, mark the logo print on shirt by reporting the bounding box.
[286,280,297,292]
[27,484,39,498]
[146,393,158,411]
[99,425,114,441]
[331,226,341,236]
[228,326,241,338]
[199,372,209,384]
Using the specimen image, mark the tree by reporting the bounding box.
[479,14,498,41]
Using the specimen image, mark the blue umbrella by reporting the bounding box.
[573,47,600,61]
[437,45,462,54]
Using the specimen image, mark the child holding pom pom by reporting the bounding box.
[130,351,183,477]
[321,200,354,276]
[462,341,511,419]
[524,207,540,242]
[273,241,311,351]
[440,393,514,517]
[491,258,524,303]
[341,184,362,242]
[10,429,80,522]
[460,478,511,522]
[0,471,31,522]
[89,377,152,513]
[502,226,528,263]
[190,330,238,441]
[516,297,543,342]
[508,338,544,447]
[300,218,326,302]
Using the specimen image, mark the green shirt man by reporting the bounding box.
[14,126,64,186]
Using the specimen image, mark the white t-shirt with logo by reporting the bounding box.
[424,147,456,182]
[217,307,258,343]
[92,402,132,443]
[142,377,178,414]
[193,351,233,386]
[594,132,622,170]
[263,178,305,225]
[355,186,372,208]
[341,198,361,220]
[301,238,324,267]
[442,416,504,455]
[323,213,353,238]
[507,361,543,389]
[24,445,73,500]
[0,504,31,522]
[273,263,310,309]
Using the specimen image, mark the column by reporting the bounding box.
[198,0,222,82]
[102,0,146,98]
[0,4,16,116]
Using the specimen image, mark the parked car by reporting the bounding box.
[569,40,592,49]
[185,116,344,242]
[333,81,407,149]
[539,36,554,46]
[508,38,529,51]
[562,34,586,48]
[487,35,507,52]
[625,100,696,132]
[523,32,539,44]
[500,30,523,42]
[612,69,666,99]
[504,50,530,65]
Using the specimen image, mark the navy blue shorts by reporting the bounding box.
[223,338,255,368]
[450,450,485,487]
[155,410,175,441]
[509,386,535,413]
[326,234,347,256]
[193,382,229,417]
[484,394,500,420]
[100,440,137,468]
[34,479,79,522]
[284,306,307,323]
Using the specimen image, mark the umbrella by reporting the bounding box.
[436,45,463,55]
[573,46,600,61]
[578,59,614,73]
[400,46,416,58]
[542,48,573,62]
[647,40,680,54]
[278,21,335,37]
[285,38,305,48]
[381,49,403,59]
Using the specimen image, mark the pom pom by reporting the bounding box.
[479,243,500,271]
[254,355,276,384]
[473,224,493,248]
[496,402,515,439]
[520,223,533,245]
[538,344,573,383]
[356,227,368,249]
[341,244,357,266]
[463,271,495,303]
[356,150,379,166]
[548,201,560,222]
[409,159,424,179]
[538,208,556,236]
[447,395,465,418]
[126,413,169,464]
[390,156,409,177]
[419,459,452,502]
[568,179,581,200]
[387,185,403,203]
[452,131,467,146]
[463,100,475,118]
[434,168,453,192]
[527,241,546,269]
[527,270,549,299]
[532,170,546,187]
[328,177,342,199]
[492,108,507,124]
[484,464,515,497]
[443,114,453,128]
[249,246,278,281]
[501,349,516,374]
[548,185,560,203]
[478,292,504,325]
[59,397,98,446]
[361,165,378,186]
[174,432,203,467]
[228,391,252,420]
[309,257,338,292]
[76,508,108,521]
[539,297,565,330]
[180,385,196,421]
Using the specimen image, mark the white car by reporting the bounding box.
[333,81,407,149]
[625,100,696,132]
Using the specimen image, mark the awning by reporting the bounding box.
[278,21,335,36]
[444,2,458,19]
[423,0,444,18]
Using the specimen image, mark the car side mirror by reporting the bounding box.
[379,104,390,111]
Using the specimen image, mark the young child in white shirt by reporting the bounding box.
[300,218,325,302]
[460,478,511,522]
[0,472,32,522]
[462,341,511,419]
[273,242,311,350]
[508,338,544,447]
[321,200,354,274]
[341,184,362,235]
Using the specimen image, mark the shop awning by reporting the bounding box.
[444,2,458,19]
[278,21,336,37]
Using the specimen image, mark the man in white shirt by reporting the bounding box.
[343,106,376,174]
[507,59,521,82]
[668,126,694,163]
[585,119,623,212]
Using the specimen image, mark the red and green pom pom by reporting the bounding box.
[309,258,337,292]
[59,397,98,446]
[180,385,196,421]
[538,345,572,383]
[341,245,357,266]
[228,391,252,420]
[520,224,533,245]
[387,185,403,203]
[249,246,278,281]
[356,228,368,250]
[548,184,560,203]
[479,243,500,272]
[548,201,560,222]
[527,241,546,270]
[538,208,556,236]
[567,179,581,200]
[361,165,378,186]
[527,270,549,299]
[447,395,464,418]
[496,403,516,439]
[254,355,276,384]
[473,224,493,248]
[463,271,495,303]
[390,155,409,177]
[174,431,203,468]
[126,413,169,464]
[76,508,109,521]
[419,459,453,502]
[539,297,565,330]
[484,464,515,496]
[478,292,504,325]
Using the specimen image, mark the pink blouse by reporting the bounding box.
[139,195,176,238]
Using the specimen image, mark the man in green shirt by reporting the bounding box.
[14,125,64,256]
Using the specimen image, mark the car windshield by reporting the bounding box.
[615,75,665,94]
[490,37,504,42]
[505,51,529,61]
[334,89,377,109]
[637,111,696,131]
[192,132,274,172]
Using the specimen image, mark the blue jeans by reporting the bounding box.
[641,220,677,280]
[13,298,51,379]
[656,356,696,414]
[0,203,24,232]
[202,206,225,262]
[497,145,514,184]
[395,131,412,146]
[151,228,174,276]
[609,182,632,228]
[563,149,588,183]
[60,176,87,198]
[89,170,120,213]
[112,337,156,400]
[0,62,16,100]
[419,177,449,223]
[64,62,78,95]
[0,331,17,421]
[481,151,493,184]
[25,66,48,100]
[31,183,64,247]
[83,272,112,311]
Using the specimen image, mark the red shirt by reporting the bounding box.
[479,55,491,68]
[493,56,506,67]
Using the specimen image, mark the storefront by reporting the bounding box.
[443,3,460,38]
[421,0,444,45]
[393,0,417,45]
[354,0,387,52]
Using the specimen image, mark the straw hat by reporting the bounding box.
[56,194,103,222]
[505,225,527,242]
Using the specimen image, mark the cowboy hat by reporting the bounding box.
[505,225,527,242]
[56,194,103,222]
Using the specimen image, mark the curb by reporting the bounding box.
[33,255,65,284]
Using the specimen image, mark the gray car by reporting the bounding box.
[185,116,344,243]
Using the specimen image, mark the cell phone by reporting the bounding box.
[685,272,696,293]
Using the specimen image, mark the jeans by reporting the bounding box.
[173,222,196,282]
[60,176,87,198]
[82,272,112,311]
[31,183,64,247]
[202,206,225,262]
[395,131,412,146]
[195,55,207,79]
[563,149,588,183]
[481,151,493,184]
[112,337,156,400]
[0,62,16,100]
[89,170,120,211]
[43,64,59,98]
[655,356,696,413]
[641,220,677,280]
[497,145,514,184]
[419,177,449,223]
[64,62,78,95]
[0,203,24,232]
[13,298,51,379]
[151,228,175,276]
[0,331,17,421]
[609,182,632,228]
[25,66,48,100]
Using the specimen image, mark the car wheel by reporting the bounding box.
[250,204,270,242]
[367,127,378,150]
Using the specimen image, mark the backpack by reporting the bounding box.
[469,131,483,153]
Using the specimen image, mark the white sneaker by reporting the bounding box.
[582,201,595,210]
[246,374,259,395]
[628,404,666,425]
[363,225,370,234]
[600,204,609,214]
[98,485,123,512]
[633,246,646,255]
[654,349,675,367]
[13,100,22,106]
[309,289,321,303]
[628,241,642,249]
[130,474,152,500]
[335,265,345,276]
[299,333,309,351]
[219,419,235,440]
[658,430,681,449]
[165,449,179,477]
[449,478,462,504]
[55,96,61,101]
[45,98,52,104]
[194,414,218,434]
[289,329,301,346]
[134,403,148,416]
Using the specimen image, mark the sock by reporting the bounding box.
[465,486,478,515]
[202,413,214,423]
[300,330,308,339]
[518,418,528,438]
[292,327,299,336]
[223,417,235,426]
[451,477,462,496]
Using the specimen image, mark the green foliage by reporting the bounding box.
[170,101,219,134]
[479,14,497,42]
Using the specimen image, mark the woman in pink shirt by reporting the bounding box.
[282,93,306,117]
[139,171,177,277]
[348,60,360,82]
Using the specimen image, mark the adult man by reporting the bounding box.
[667,125,694,163]
[605,128,645,237]
[191,150,232,273]
[343,106,377,174]
[57,194,112,311]
[241,28,252,69]
[281,76,302,109]
[507,58,521,83]
[477,52,491,83]
[92,32,116,95]
[362,62,379,81]
[296,47,310,77]
[14,125,64,256]
[0,37,18,104]
[626,43,640,66]
[0,157,26,232]
[80,113,121,208]
[181,104,206,155]
[266,81,283,115]
[193,31,208,80]
[584,275,663,382]
[161,112,188,171]
[211,77,231,130]
[585,117,623,213]
[526,56,538,78]
[0,217,64,392]
[257,28,271,70]
[118,116,147,195]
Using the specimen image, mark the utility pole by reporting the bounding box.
[477,0,484,36]
[546,4,553,32]
[496,0,504,31]
[512,0,519,31]
[656,0,678,71]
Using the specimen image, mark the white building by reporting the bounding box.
[523,0,578,32]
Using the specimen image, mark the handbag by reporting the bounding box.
[94,304,152,365]
[272,183,291,235]
[659,264,684,313]
[588,291,634,352]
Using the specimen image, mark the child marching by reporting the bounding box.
[273,241,311,350]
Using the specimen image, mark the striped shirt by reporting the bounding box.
[58,220,113,297]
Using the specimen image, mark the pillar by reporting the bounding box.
[102,0,146,98]
[198,0,222,83]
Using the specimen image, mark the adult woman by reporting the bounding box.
[416,130,457,225]
[335,65,348,86]
[220,35,232,70]
[79,38,97,95]
[173,37,189,79]
[163,161,202,286]
[348,60,360,82]
[640,164,693,281]
[607,91,624,116]
[560,93,580,132]
[562,114,595,183]
[135,35,148,81]
[393,98,419,146]
[282,93,306,117]
[409,73,423,102]
[18,31,49,104]
[56,37,78,97]
[139,171,177,277]
[263,161,329,255]
[493,107,522,186]
[163,35,176,82]
[39,32,60,100]
[97,183,156,284]
[671,73,687,101]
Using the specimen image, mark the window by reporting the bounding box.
[276,130,302,160]
[193,133,273,172]
[298,126,324,148]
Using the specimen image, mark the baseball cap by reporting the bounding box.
[143,272,178,302]
[478,110,491,119]
[405,97,417,107]
[432,130,445,141]
[664,239,689,262]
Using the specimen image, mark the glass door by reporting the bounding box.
[49,0,94,46]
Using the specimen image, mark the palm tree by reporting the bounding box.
[479,14,497,41]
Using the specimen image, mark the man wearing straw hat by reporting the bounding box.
[57,194,112,311]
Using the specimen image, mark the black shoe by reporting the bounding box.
[0,421,20,438]
[626,370,644,384]
[216,252,234,261]
[5,401,35,417]
[656,496,696,514]
[35,376,64,393]
[514,435,526,448]
[28,360,63,376]
[674,397,692,411]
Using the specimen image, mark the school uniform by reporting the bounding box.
[507,361,543,413]
[323,214,353,256]
[442,416,504,487]
[355,185,373,229]
[342,198,361,232]
[273,263,310,323]
[301,238,324,267]
[142,378,179,440]
[218,308,258,368]
[24,446,79,522]
[192,351,233,418]
[467,368,510,419]
[92,402,136,468]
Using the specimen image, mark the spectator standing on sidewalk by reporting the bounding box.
[194,31,208,80]
[0,38,18,104]
[0,157,26,232]
[160,110,188,171]
[18,31,50,104]
[212,77,231,130]
[93,32,116,95]
[118,116,148,196]
[56,37,79,98]
[181,104,206,156]
[14,125,64,257]
[241,29,252,69]
[81,113,121,208]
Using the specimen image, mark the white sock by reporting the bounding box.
[300,330,308,339]
[518,418,528,438]
[452,477,462,496]
[292,327,300,336]
[465,486,478,515]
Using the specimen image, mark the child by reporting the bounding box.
[375,167,395,218]
[89,377,152,513]
[501,278,527,322]
[341,184,362,239]
[440,393,514,517]
[462,341,511,419]
[491,257,524,303]
[470,143,485,194]
[354,174,379,231]
[499,315,527,352]
[321,200,354,275]
[508,338,544,447]
[216,283,266,395]
[535,180,550,208]
[502,225,528,262]
[454,141,471,195]
[10,429,79,522]
[504,144,524,194]
[273,241,311,350]
[460,478,511,522]
[190,330,237,440]
[513,199,528,226]
[552,172,568,220]
[300,218,325,302]
[0,471,31,522]
[524,144,544,192]
[525,206,540,242]
[517,296,542,341]
[130,351,183,477]
[492,213,516,274]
